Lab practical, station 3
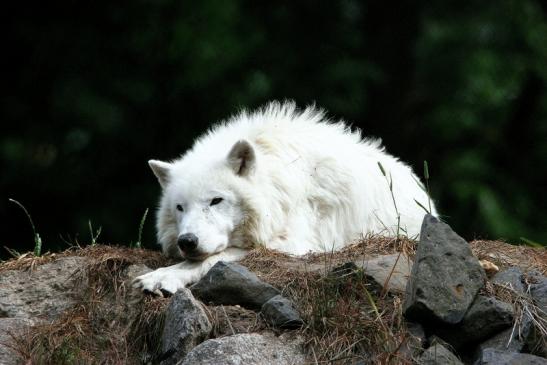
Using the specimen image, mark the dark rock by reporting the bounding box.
[476,312,533,355]
[528,274,547,357]
[356,253,413,294]
[191,261,279,309]
[461,295,514,342]
[492,267,526,294]
[530,273,547,313]
[404,214,486,324]
[419,343,463,364]
[475,348,547,364]
[0,318,35,365]
[434,295,514,349]
[179,332,306,365]
[160,288,212,365]
[0,257,85,319]
[261,295,303,329]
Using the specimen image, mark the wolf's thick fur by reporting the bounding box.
[134,102,436,294]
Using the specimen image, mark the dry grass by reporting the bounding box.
[0,250,65,273]
[0,245,169,273]
[205,305,265,337]
[241,236,419,364]
[3,238,545,364]
[8,245,172,365]
[470,240,547,274]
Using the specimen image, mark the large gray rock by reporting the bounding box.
[418,343,463,365]
[180,332,306,365]
[404,215,486,324]
[160,289,212,365]
[0,257,85,319]
[356,253,413,294]
[191,262,279,309]
[0,318,34,365]
[475,348,547,364]
[261,295,303,329]
[492,267,526,293]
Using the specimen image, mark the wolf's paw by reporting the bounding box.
[132,267,188,296]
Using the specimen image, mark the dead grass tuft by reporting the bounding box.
[470,239,546,274]
[242,236,418,363]
[205,305,266,337]
[16,307,104,364]
[9,244,172,364]
[0,250,67,273]
[287,267,410,363]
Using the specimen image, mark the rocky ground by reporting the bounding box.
[0,216,545,364]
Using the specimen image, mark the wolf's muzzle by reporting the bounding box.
[177,233,199,252]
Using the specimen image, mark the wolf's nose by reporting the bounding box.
[177,233,199,251]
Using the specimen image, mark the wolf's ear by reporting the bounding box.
[227,140,256,177]
[148,160,172,188]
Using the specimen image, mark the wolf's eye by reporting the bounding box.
[176,204,183,212]
[210,197,223,206]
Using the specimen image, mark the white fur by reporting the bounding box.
[134,101,437,294]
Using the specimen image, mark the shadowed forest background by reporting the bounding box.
[2,1,546,258]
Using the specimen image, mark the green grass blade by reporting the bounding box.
[135,208,149,249]
[9,198,42,257]
[414,199,430,214]
[377,162,386,176]
[520,237,543,248]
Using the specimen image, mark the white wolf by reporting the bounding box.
[134,102,437,294]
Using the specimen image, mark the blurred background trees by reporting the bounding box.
[2,0,546,257]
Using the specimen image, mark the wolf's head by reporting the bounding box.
[149,140,256,260]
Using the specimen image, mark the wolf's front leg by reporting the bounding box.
[132,247,248,295]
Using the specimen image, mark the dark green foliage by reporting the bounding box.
[2,0,546,257]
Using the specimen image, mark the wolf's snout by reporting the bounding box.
[177,233,199,252]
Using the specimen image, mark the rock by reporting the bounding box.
[180,332,306,365]
[191,261,279,309]
[261,295,303,329]
[460,296,514,342]
[0,257,86,319]
[476,313,533,355]
[529,273,547,312]
[404,214,486,324]
[356,253,413,294]
[434,295,514,349]
[528,274,547,357]
[418,343,463,365]
[123,263,153,280]
[160,288,212,365]
[492,267,526,293]
[475,348,547,364]
[0,318,34,365]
